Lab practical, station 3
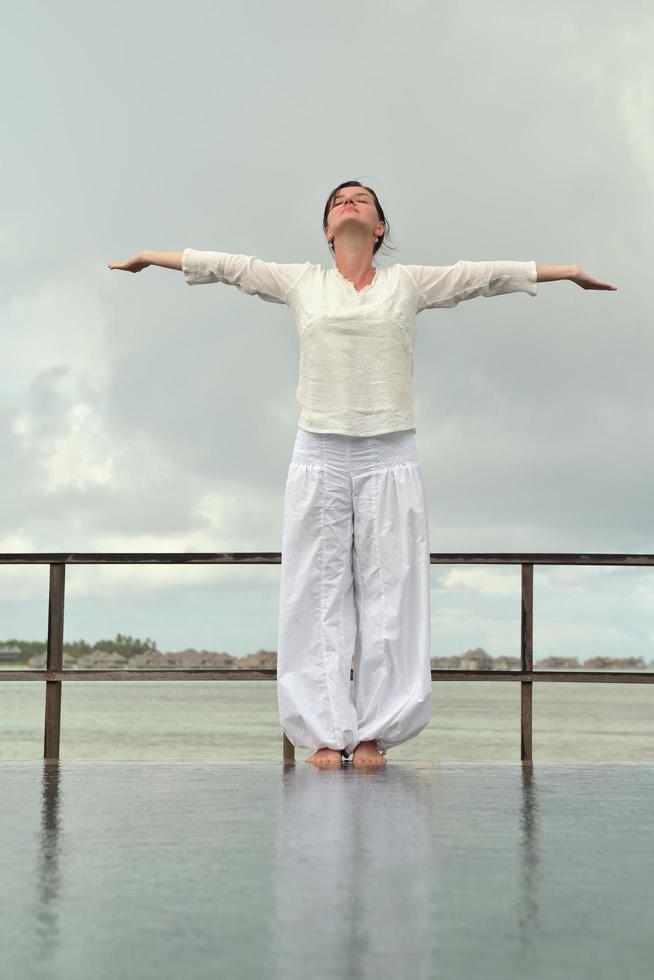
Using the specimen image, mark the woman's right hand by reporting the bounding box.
[108,251,151,273]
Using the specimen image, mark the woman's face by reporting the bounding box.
[325,186,385,249]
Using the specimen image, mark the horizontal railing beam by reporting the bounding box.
[2,669,652,683]
[0,552,652,565]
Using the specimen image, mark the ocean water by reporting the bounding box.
[1,678,652,762]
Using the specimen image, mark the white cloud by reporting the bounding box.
[614,24,654,195]
[556,16,654,198]
[440,568,518,597]
[0,531,36,552]
[618,64,654,193]
[537,620,635,649]
[11,391,117,492]
[42,402,115,491]
[56,524,281,598]
[2,266,112,393]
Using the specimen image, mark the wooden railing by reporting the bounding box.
[1,552,652,763]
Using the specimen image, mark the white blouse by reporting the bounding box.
[181,249,538,437]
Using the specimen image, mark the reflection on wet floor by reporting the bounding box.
[2,761,652,980]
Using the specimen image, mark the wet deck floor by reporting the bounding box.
[2,761,652,979]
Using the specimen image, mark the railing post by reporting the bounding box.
[283,731,295,763]
[44,562,65,761]
[521,562,534,762]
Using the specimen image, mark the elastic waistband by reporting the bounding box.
[292,426,420,472]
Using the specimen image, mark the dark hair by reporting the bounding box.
[322,179,396,260]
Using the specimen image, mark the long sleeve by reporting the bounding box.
[403,260,538,313]
[181,248,311,305]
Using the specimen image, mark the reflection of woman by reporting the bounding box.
[109,180,618,769]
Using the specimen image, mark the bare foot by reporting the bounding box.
[352,740,387,767]
[306,747,344,768]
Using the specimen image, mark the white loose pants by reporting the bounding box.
[276,426,432,756]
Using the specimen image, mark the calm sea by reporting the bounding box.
[1,678,652,762]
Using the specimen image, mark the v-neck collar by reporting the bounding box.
[332,265,380,296]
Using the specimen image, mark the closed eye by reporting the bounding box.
[333,196,372,207]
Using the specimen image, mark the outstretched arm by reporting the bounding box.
[537,264,618,290]
[108,250,181,272]
[109,248,311,306]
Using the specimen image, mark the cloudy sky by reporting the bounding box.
[1,0,652,662]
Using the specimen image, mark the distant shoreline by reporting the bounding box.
[1,641,652,672]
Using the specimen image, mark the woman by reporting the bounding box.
[109,180,618,769]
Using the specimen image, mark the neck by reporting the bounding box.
[332,229,375,285]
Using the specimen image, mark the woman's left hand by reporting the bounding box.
[570,267,618,291]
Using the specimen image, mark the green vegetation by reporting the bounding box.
[0,633,158,662]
